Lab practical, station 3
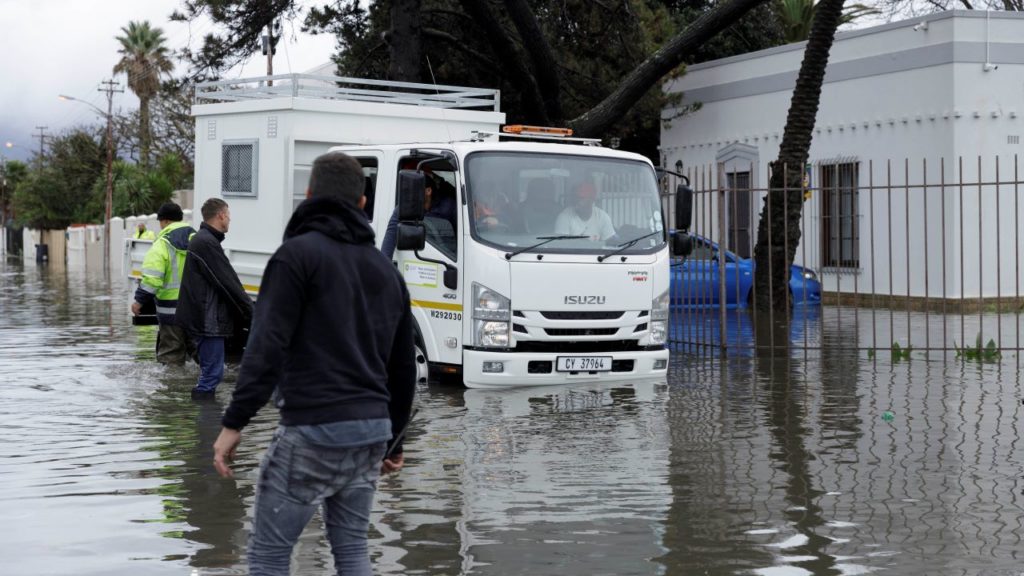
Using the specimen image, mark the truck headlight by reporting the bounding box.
[473,283,511,348]
[649,289,670,345]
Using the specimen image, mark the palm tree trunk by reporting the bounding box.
[752,0,846,315]
[139,96,151,169]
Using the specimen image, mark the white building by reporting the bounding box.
[661,10,1024,301]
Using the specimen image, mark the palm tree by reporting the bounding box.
[114,21,174,168]
[776,0,878,44]
[752,0,848,315]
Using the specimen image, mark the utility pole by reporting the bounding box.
[98,79,123,277]
[262,22,275,86]
[31,126,49,171]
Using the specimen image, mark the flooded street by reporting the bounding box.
[2,260,1022,576]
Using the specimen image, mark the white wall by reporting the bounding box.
[661,11,1024,300]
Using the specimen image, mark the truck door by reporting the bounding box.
[392,153,463,369]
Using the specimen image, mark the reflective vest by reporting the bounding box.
[134,228,156,240]
[138,222,194,318]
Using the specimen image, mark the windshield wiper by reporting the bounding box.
[597,230,663,262]
[504,235,588,260]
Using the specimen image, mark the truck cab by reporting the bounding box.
[338,138,674,388]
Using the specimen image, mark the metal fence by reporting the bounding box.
[664,156,1024,357]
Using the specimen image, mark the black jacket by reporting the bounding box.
[222,197,417,453]
[176,223,254,338]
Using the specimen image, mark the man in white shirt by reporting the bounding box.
[554,182,616,241]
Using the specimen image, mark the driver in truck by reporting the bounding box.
[554,182,616,242]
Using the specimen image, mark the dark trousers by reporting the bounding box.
[156,323,191,365]
[194,336,225,392]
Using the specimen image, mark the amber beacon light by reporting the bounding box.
[502,125,574,136]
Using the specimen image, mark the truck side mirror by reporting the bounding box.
[675,182,693,232]
[396,222,426,252]
[443,268,458,291]
[672,231,693,257]
[398,170,426,221]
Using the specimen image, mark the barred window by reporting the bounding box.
[821,162,860,269]
[222,141,258,197]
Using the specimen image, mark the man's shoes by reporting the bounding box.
[190,388,217,401]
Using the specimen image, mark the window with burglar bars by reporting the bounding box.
[820,162,860,269]
[222,141,258,197]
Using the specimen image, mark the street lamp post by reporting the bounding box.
[59,92,118,276]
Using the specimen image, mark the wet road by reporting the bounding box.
[1,260,1022,575]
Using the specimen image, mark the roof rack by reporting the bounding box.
[194,74,501,111]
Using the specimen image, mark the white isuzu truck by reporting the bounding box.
[127,74,692,388]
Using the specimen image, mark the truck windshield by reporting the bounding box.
[465,152,665,255]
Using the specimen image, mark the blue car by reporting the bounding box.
[670,234,821,308]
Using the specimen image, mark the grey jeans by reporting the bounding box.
[248,426,385,576]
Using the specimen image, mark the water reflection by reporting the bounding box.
[3,260,1024,575]
[134,384,249,571]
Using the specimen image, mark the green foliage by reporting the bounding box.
[317,0,785,159]
[11,123,186,228]
[113,80,196,171]
[114,21,174,100]
[91,153,186,218]
[775,0,879,44]
[177,0,787,161]
[12,129,105,229]
[114,20,175,168]
[954,333,1002,362]
[891,341,912,361]
[1,160,29,222]
[677,0,785,65]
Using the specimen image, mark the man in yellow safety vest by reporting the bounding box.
[133,222,156,240]
[131,203,196,364]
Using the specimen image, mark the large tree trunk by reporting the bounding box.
[569,0,769,138]
[459,0,550,125]
[503,0,563,123]
[139,95,151,169]
[752,0,846,314]
[389,0,423,82]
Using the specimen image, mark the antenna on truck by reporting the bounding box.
[426,56,454,144]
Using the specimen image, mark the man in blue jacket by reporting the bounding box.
[212,151,416,576]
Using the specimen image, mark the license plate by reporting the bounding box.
[556,356,612,372]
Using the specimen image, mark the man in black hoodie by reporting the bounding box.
[176,198,254,399]
[212,152,416,576]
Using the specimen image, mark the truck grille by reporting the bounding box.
[544,328,618,337]
[540,311,624,320]
[516,341,659,353]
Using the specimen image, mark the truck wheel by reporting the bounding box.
[415,344,429,385]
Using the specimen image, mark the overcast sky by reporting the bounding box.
[0,0,336,162]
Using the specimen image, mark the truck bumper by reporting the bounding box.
[462,348,670,389]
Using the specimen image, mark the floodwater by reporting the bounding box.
[1,260,1022,576]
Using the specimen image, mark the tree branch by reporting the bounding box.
[458,0,549,124]
[423,28,499,70]
[569,0,769,137]
[503,0,563,122]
